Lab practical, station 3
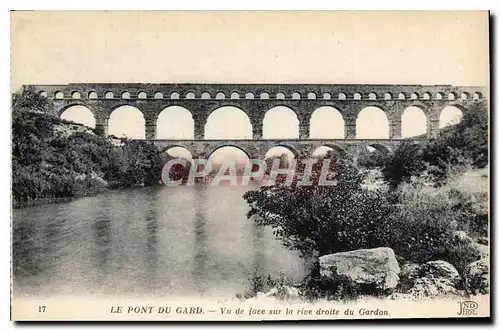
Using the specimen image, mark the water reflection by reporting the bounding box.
[12,185,306,298]
[92,216,112,274]
[251,222,266,279]
[145,205,158,286]
[13,221,44,278]
[192,186,209,295]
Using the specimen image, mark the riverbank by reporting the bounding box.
[12,91,169,207]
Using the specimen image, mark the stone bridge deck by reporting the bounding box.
[149,138,423,159]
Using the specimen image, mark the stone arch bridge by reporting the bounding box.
[29,83,486,159]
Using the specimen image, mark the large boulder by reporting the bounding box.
[421,261,462,284]
[464,259,489,295]
[390,260,463,300]
[319,247,400,292]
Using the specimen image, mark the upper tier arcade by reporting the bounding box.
[28,83,487,139]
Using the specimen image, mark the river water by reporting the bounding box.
[12,185,306,299]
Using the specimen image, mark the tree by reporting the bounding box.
[452,101,488,168]
[382,142,427,188]
[11,87,166,204]
[12,85,49,113]
[243,160,396,258]
[382,101,488,186]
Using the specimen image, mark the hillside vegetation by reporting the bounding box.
[12,87,165,207]
[243,100,489,300]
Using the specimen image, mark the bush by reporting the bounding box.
[386,176,480,275]
[244,160,397,258]
[382,101,488,187]
[357,148,387,169]
[298,272,377,302]
[11,87,166,205]
[245,160,482,298]
[241,272,292,299]
[382,142,427,188]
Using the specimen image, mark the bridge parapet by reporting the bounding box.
[31,83,486,102]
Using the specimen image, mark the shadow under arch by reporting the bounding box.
[57,101,97,117]
[309,106,345,139]
[317,144,347,159]
[356,106,390,139]
[109,103,145,116]
[439,104,465,129]
[206,144,251,161]
[161,146,194,161]
[356,143,392,169]
[365,143,392,155]
[265,144,299,159]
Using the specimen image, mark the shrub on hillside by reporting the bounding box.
[385,176,480,275]
[449,102,488,168]
[240,272,293,299]
[11,88,166,204]
[382,101,488,187]
[357,147,387,169]
[244,160,481,296]
[243,160,397,259]
[382,142,427,188]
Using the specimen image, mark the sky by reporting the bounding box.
[11,11,489,162]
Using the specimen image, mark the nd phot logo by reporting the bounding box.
[457,300,478,316]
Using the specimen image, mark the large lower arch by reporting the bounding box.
[208,145,251,166]
[357,144,391,168]
[263,106,299,139]
[439,106,463,128]
[366,143,392,155]
[206,146,251,185]
[161,147,193,184]
[264,146,297,176]
[312,145,346,159]
[59,105,96,128]
[356,107,389,139]
[264,146,298,160]
[205,106,252,139]
[163,146,194,162]
[401,106,427,138]
[310,107,345,139]
[108,105,145,139]
[156,106,194,139]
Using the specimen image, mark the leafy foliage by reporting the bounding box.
[244,156,483,297]
[11,87,168,205]
[357,147,387,169]
[387,177,481,274]
[382,101,488,187]
[244,159,397,257]
[381,142,427,188]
